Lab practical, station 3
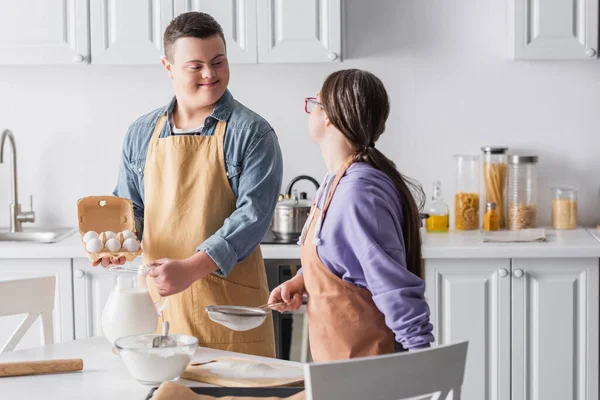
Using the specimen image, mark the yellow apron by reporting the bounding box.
[142,114,275,358]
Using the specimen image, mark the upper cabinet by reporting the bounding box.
[509,0,599,59]
[174,0,258,63]
[257,0,341,63]
[0,0,341,65]
[90,0,173,64]
[0,0,90,65]
[175,0,341,63]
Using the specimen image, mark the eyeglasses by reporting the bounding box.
[304,97,323,114]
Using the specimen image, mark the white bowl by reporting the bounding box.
[114,333,197,385]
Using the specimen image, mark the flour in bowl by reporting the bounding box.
[119,349,191,385]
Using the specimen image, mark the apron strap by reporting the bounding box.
[321,156,355,214]
[150,115,167,145]
[214,120,227,137]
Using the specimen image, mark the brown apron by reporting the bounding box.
[142,114,275,358]
[301,158,395,362]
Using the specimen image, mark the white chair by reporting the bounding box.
[304,341,469,400]
[0,275,56,353]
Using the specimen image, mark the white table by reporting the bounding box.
[0,337,302,399]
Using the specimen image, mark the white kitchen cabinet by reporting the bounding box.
[174,0,257,63]
[0,259,73,350]
[509,0,599,60]
[511,258,599,400]
[90,0,173,64]
[426,257,600,400]
[72,258,144,339]
[256,0,341,63]
[0,0,90,65]
[425,259,511,400]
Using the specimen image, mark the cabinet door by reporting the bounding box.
[257,0,341,63]
[0,0,90,65]
[72,258,144,339]
[511,259,599,400]
[90,0,173,64]
[509,0,599,59]
[0,259,73,350]
[174,0,257,63]
[425,259,511,400]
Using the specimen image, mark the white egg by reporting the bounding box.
[82,230,98,244]
[105,237,122,252]
[86,238,104,253]
[104,231,117,240]
[122,238,140,252]
[121,230,136,240]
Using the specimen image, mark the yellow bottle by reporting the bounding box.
[425,181,449,233]
[484,202,499,231]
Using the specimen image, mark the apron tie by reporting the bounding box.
[298,172,332,246]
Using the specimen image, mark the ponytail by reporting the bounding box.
[356,147,425,278]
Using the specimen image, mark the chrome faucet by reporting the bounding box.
[0,129,34,232]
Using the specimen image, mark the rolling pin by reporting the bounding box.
[0,359,83,377]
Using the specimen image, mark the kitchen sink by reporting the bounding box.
[0,227,76,243]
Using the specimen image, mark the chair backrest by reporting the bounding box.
[0,275,56,353]
[304,341,469,400]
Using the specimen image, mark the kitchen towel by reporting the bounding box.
[480,228,547,243]
[181,357,304,388]
[151,381,305,400]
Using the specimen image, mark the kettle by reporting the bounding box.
[272,175,320,242]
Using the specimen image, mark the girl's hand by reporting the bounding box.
[268,274,306,312]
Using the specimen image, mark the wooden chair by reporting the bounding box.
[0,275,56,353]
[304,341,469,400]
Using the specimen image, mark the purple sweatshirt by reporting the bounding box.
[299,162,434,350]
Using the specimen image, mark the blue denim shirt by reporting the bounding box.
[113,89,283,276]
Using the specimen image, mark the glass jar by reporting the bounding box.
[454,155,480,230]
[552,188,577,230]
[481,147,508,229]
[507,155,538,230]
[484,202,499,231]
[426,180,449,233]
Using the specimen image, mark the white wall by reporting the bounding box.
[0,0,599,230]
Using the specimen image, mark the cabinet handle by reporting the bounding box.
[75,269,85,278]
[327,52,338,61]
[73,54,84,63]
[498,268,508,278]
[586,48,596,57]
[514,269,524,278]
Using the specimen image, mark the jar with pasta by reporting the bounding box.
[507,155,538,230]
[481,147,508,229]
[454,155,480,230]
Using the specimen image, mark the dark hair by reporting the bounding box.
[320,69,425,278]
[163,12,226,62]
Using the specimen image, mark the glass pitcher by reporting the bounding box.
[101,265,168,345]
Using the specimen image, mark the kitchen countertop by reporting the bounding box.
[0,337,302,400]
[1,227,600,260]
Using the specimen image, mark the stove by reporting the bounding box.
[260,229,299,245]
[260,228,303,361]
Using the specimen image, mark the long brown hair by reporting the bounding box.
[320,69,425,278]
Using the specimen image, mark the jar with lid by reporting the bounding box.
[507,155,538,230]
[425,180,449,233]
[552,188,577,230]
[454,155,480,230]
[484,202,499,231]
[481,147,508,229]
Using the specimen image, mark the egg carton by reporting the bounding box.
[77,196,143,263]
